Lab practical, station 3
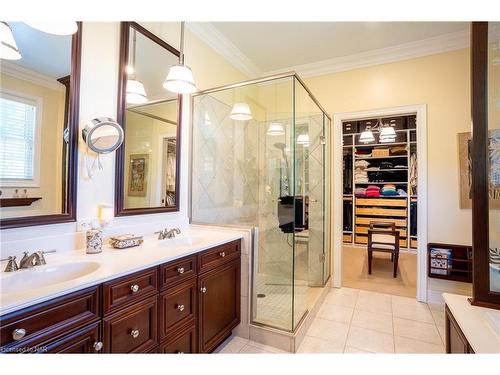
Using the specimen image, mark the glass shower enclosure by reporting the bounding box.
[190,73,331,332]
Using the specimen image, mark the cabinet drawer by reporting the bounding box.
[382,116,406,130]
[355,235,407,247]
[160,254,197,290]
[159,323,197,354]
[358,119,377,132]
[0,286,100,353]
[356,206,407,217]
[103,266,158,315]
[42,321,102,354]
[342,121,358,134]
[355,216,407,227]
[343,234,352,243]
[159,278,197,341]
[103,295,157,353]
[199,240,240,274]
[355,225,407,237]
[355,198,407,207]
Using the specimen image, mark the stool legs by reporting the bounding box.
[368,250,372,274]
[393,252,399,278]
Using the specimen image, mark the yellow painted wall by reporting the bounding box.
[0,73,65,218]
[305,48,472,246]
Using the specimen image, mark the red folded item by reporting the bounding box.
[366,190,380,197]
[366,185,380,191]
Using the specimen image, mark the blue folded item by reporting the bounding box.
[381,189,399,196]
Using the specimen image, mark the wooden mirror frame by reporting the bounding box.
[115,22,182,217]
[0,22,82,230]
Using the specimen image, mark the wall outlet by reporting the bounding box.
[76,219,93,232]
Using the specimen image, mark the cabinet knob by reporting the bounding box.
[93,341,103,351]
[130,329,140,339]
[130,284,140,293]
[219,251,225,258]
[200,286,207,293]
[175,351,184,354]
[176,304,185,312]
[12,328,26,341]
[177,267,185,274]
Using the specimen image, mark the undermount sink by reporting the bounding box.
[159,234,204,247]
[1,261,100,295]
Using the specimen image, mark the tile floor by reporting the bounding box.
[216,287,446,354]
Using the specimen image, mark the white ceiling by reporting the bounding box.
[209,22,469,73]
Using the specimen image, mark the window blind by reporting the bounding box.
[0,95,37,181]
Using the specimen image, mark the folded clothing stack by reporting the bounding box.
[381,184,398,196]
[354,187,366,197]
[355,148,372,157]
[366,185,381,197]
[354,160,369,183]
[390,145,407,155]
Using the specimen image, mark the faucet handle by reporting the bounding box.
[1,256,19,272]
[36,250,56,266]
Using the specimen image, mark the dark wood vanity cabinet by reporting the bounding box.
[0,239,241,354]
[445,305,475,354]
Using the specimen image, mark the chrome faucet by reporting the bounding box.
[19,252,41,269]
[155,228,181,240]
[0,256,19,272]
[1,250,57,271]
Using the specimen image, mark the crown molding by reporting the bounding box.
[264,29,470,78]
[186,23,261,78]
[0,61,65,91]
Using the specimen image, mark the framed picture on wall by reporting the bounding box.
[458,130,500,209]
[128,154,148,197]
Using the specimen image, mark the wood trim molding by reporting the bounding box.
[115,22,182,217]
[0,22,82,229]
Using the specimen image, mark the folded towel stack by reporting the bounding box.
[366,185,381,197]
[381,184,398,196]
[390,145,407,155]
[354,187,366,197]
[354,160,369,183]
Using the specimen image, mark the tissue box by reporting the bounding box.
[430,248,452,275]
[109,234,144,249]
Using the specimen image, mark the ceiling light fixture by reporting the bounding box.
[297,134,309,147]
[126,29,148,105]
[379,119,396,143]
[267,122,285,136]
[0,22,21,60]
[24,21,78,36]
[163,21,197,94]
[230,102,252,121]
[359,127,375,144]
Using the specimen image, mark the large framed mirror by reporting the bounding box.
[115,22,182,216]
[0,22,81,229]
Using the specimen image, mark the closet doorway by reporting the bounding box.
[332,105,428,301]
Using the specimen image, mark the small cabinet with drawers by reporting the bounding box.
[0,239,241,354]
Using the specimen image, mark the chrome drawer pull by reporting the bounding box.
[93,341,103,351]
[130,284,140,293]
[175,351,184,354]
[177,267,185,274]
[219,251,225,258]
[130,329,140,338]
[12,328,26,341]
[176,304,185,312]
[200,286,207,293]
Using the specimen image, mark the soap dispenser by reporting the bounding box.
[86,220,103,254]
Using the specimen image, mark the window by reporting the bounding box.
[0,91,40,186]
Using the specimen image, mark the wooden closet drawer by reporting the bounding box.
[159,323,197,354]
[356,207,407,217]
[103,266,158,315]
[199,240,240,274]
[411,239,418,248]
[159,278,197,341]
[343,234,352,243]
[356,198,407,207]
[355,235,407,247]
[355,216,407,227]
[42,321,102,354]
[355,225,407,237]
[103,295,157,353]
[0,286,100,353]
[160,254,197,290]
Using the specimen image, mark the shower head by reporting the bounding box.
[274,142,286,151]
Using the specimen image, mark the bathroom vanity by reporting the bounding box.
[0,234,242,354]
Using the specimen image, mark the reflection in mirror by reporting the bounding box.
[0,22,79,225]
[116,22,181,215]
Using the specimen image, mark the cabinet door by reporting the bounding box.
[42,321,102,354]
[445,305,473,354]
[198,259,240,353]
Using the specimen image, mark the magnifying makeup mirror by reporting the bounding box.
[82,117,124,154]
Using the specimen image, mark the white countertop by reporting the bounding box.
[443,293,500,353]
[0,226,243,316]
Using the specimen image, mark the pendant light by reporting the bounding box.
[230,102,252,121]
[267,122,285,136]
[0,22,21,60]
[359,126,375,144]
[126,29,148,105]
[297,134,310,147]
[163,22,196,94]
[24,21,77,36]
[379,118,396,143]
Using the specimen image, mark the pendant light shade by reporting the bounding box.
[230,102,252,121]
[163,64,196,94]
[267,122,285,136]
[0,22,21,60]
[24,21,78,35]
[126,79,148,104]
[359,128,375,143]
[164,21,197,94]
[380,125,396,138]
[297,134,310,147]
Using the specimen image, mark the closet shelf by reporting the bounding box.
[355,155,407,160]
[366,168,408,171]
[355,142,408,147]
[354,181,408,185]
